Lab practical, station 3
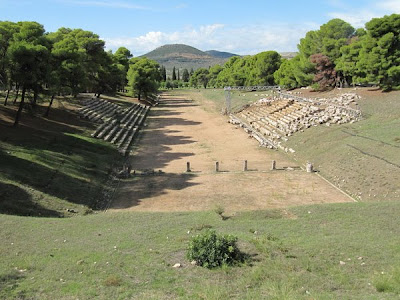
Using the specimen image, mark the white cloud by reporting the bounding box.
[60,0,149,10]
[328,0,400,28]
[378,0,400,12]
[327,11,380,28]
[103,23,317,56]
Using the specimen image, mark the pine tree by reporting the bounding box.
[177,69,180,81]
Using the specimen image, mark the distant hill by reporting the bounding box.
[280,52,298,59]
[205,50,238,59]
[141,44,297,74]
[141,44,231,74]
[143,44,210,59]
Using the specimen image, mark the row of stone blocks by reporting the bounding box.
[232,96,361,153]
[79,98,123,123]
[232,99,317,150]
[90,102,150,156]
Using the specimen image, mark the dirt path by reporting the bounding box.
[111,92,352,212]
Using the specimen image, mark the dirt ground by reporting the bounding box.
[111,92,352,212]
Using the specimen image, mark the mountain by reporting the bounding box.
[280,52,298,59]
[205,50,238,59]
[141,44,231,73]
[141,44,297,74]
[143,44,211,60]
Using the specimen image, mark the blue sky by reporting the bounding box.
[0,0,399,56]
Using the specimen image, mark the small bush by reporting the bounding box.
[187,230,243,268]
[214,205,225,219]
[214,205,224,216]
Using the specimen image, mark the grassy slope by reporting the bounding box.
[0,94,126,217]
[1,202,400,299]
[286,89,400,202]
[1,89,400,299]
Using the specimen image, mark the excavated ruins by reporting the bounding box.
[230,92,362,152]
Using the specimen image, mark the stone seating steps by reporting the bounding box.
[80,99,122,122]
[120,103,142,123]
[100,105,149,156]
[81,98,150,156]
[96,120,118,139]
[121,105,144,127]
[80,101,105,116]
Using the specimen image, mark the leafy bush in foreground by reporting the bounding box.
[187,230,243,268]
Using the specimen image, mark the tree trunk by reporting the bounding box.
[13,86,26,127]
[32,89,38,108]
[44,94,55,117]
[4,89,10,106]
[13,85,19,104]
[138,91,141,101]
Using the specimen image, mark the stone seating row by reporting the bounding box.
[82,99,150,156]
[79,99,122,122]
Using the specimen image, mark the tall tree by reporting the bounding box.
[190,68,209,88]
[246,51,281,85]
[208,65,223,87]
[182,68,189,82]
[0,21,19,104]
[127,57,160,101]
[172,66,176,81]
[8,41,49,126]
[310,53,337,90]
[356,14,400,90]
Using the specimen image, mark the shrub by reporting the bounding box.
[214,205,225,218]
[187,230,243,268]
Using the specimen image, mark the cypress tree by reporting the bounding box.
[182,69,190,82]
[172,67,177,81]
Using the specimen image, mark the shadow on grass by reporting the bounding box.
[0,104,123,216]
[0,182,61,217]
[0,270,26,297]
[113,173,200,209]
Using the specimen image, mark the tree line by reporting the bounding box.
[158,65,193,89]
[2,15,399,126]
[0,21,161,126]
[186,14,400,92]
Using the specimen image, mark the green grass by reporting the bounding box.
[0,201,400,299]
[1,89,400,299]
[0,95,125,217]
[285,90,400,202]
[177,88,274,114]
